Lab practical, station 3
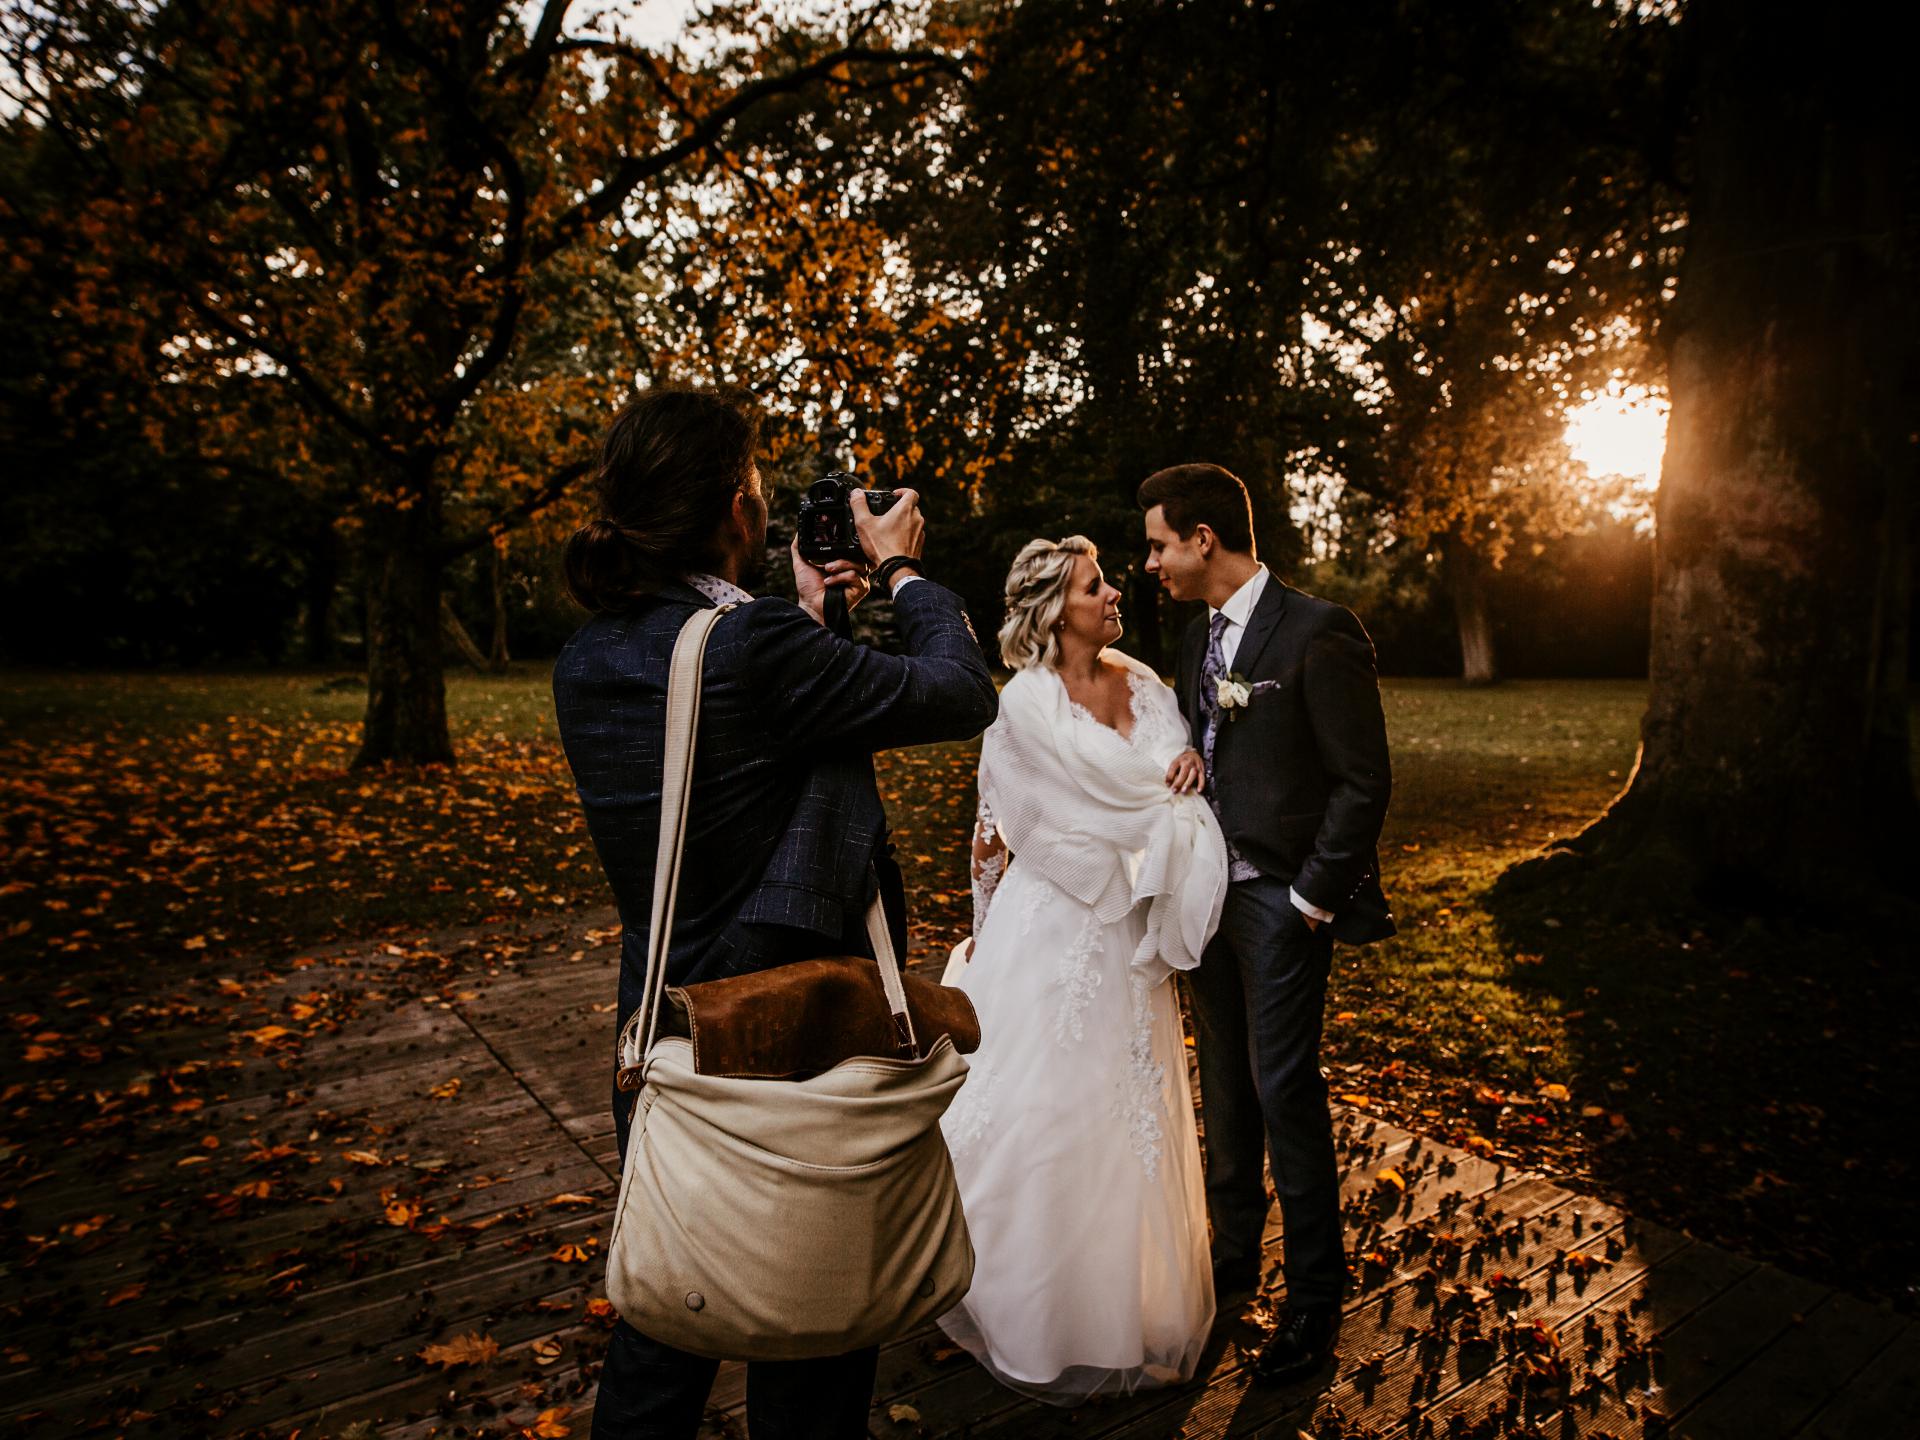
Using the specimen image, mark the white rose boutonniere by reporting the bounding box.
[1216,671,1254,718]
[1215,670,1280,721]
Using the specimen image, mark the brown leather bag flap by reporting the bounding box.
[663,957,982,1080]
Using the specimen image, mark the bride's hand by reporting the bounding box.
[1165,749,1204,794]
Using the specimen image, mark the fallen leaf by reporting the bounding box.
[887,1404,921,1424]
[531,1337,564,1366]
[105,1282,146,1307]
[418,1331,499,1369]
[429,1076,462,1100]
[547,1192,599,1208]
[528,1406,572,1438]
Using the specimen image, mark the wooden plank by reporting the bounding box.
[1792,1322,1920,1440]
[1675,1290,1907,1439]
[871,1153,1548,1440]
[6,1212,616,1424]
[1104,1182,1645,1440]
[1402,1228,1763,1439]
[861,1123,1422,1418]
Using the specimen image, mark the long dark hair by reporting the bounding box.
[562,385,764,614]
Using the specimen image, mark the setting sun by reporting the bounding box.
[1565,384,1670,484]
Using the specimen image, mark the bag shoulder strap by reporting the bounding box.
[618,604,919,1081]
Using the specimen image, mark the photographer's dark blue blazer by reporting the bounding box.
[551,577,997,1150]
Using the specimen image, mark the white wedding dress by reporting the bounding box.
[937,651,1229,1406]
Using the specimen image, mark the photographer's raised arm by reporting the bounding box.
[734,581,998,755]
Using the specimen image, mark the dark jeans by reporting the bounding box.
[1184,874,1344,1308]
[592,1319,878,1439]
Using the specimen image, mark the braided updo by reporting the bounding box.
[997,536,1097,670]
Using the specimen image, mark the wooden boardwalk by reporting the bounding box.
[4,912,1914,1439]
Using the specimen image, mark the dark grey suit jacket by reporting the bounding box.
[1176,577,1395,945]
[552,577,998,1017]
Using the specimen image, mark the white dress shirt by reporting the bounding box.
[1207,564,1334,926]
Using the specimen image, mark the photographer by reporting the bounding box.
[551,384,998,1439]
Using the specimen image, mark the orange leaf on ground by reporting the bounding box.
[418,1332,499,1369]
[549,1242,592,1263]
[547,1192,598,1208]
[105,1282,146,1306]
[528,1406,572,1438]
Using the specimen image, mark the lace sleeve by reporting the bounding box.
[970,790,1009,935]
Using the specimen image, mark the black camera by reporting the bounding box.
[795,472,900,566]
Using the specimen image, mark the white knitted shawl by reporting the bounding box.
[979,653,1228,984]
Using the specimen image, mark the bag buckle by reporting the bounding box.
[891,1012,918,1058]
[616,1064,645,1092]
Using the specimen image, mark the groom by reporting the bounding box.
[1141,463,1394,1385]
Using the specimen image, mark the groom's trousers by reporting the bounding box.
[1186,873,1345,1308]
[591,1319,877,1439]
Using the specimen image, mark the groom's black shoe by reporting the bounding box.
[1250,1303,1340,1385]
[1211,1257,1262,1307]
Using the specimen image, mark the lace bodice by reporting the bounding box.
[1065,667,1187,763]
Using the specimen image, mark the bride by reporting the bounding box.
[937,536,1229,1405]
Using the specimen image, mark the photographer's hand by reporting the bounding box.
[790,541,872,627]
[851,486,925,567]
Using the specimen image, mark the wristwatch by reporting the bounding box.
[873,555,924,597]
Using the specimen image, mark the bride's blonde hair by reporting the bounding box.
[998,536,1097,670]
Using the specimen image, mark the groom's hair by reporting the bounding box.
[563,384,763,613]
[1136,464,1255,553]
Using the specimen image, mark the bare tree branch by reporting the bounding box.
[437,457,593,560]
[530,44,965,266]
[179,290,388,451]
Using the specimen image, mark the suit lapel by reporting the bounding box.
[1231,575,1291,676]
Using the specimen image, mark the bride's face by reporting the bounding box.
[1058,554,1123,648]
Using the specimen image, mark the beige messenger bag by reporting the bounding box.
[604,603,979,1360]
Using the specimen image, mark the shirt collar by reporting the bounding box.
[684,572,754,608]
[1210,564,1270,629]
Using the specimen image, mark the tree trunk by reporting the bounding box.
[1501,0,1914,909]
[488,539,511,673]
[355,494,456,768]
[441,594,489,672]
[1444,534,1499,686]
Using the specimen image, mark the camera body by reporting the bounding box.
[795,472,899,566]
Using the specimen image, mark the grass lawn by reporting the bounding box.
[2,667,1914,1309]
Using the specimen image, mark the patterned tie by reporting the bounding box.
[1200,612,1259,881]
[1199,611,1229,789]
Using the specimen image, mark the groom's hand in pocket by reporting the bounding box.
[1165,749,1204,794]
